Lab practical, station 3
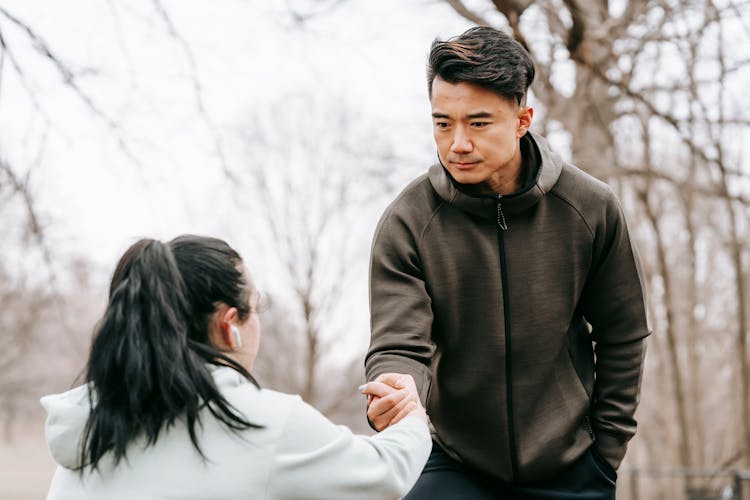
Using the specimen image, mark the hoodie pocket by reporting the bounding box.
[567,319,594,400]
[589,447,618,484]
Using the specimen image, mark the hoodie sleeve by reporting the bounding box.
[265,396,431,500]
[365,207,435,406]
[580,189,651,470]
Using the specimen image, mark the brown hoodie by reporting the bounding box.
[366,131,650,483]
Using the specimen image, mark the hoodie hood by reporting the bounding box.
[41,384,91,469]
[40,365,253,470]
[428,131,563,220]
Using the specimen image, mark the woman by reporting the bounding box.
[41,235,430,499]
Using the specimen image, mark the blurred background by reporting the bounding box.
[1,1,748,499]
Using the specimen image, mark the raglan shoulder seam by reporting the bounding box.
[548,189,595,239]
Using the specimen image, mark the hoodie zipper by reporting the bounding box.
[496,195,519,481]
[496,195,508,230]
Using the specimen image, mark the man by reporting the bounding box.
[363,26,650,499]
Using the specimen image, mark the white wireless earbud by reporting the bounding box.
[230,325,243,349]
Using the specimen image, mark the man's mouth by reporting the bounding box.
[451,160,480,169]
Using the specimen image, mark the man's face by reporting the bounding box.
[430,77,532,192]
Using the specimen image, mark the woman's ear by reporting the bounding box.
[220,307,239,346]
[211,305,239,349]
[221,307,239,328]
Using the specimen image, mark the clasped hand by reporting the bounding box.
[360,373,428,431]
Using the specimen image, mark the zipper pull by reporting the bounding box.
[496,195,508,231]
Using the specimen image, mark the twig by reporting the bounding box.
[0,6,143,168]
[152,0,236,182]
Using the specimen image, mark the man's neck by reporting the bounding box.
[484,148,524,196]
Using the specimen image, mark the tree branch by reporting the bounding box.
[490,0,534,50]
[284,0,349,27]
[613,167,750,207]
[152,0,236,182]
[444,0,493,26]
[561,0,588,61]
[0,157,83,355]
[0,6,143,168]
[0,23,51,123]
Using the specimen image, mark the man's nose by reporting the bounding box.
[451,127,473,154]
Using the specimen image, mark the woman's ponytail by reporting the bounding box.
[80,238,257,471]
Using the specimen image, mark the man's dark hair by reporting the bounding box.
[427,26,535,104]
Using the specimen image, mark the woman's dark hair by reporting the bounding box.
[79,235,260,471]
[427,26,535,105]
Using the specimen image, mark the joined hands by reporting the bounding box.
[360,373,428,431]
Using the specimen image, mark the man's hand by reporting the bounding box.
[360,373,427,430]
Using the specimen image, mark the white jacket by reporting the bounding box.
[41,366,431,499]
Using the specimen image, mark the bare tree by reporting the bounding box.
[238,93,398,429]
[0,256,98,440]
[0,1,236,434]
[0,2,402,440]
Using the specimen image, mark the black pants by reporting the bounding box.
[404,442,617,500]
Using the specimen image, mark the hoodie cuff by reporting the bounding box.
[594,431,628,470]
[367,415,378,432]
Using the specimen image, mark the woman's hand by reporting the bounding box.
[360,373,428,430]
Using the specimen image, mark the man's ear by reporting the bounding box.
[517,106,533,138]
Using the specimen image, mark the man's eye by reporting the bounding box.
[435,122,450,128]
[472,122,490,127]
